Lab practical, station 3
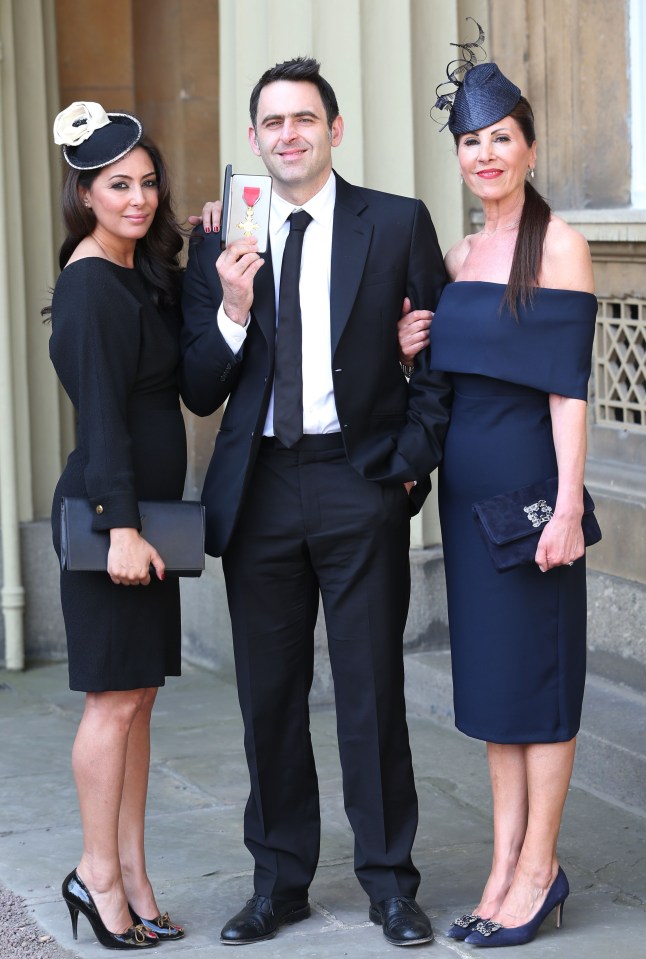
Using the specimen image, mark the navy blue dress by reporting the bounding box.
[49,259,187,692]
[430,282,597,744]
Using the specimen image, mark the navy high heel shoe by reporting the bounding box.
[446,913,483,940]
[62,870,159,949]
[464,867,569,948]
[129,906,185,940]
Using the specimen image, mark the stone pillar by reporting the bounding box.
[1,0,62,524]
[487,0,630,209]
[0,0,64,666]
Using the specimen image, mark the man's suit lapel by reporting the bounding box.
[330,174,372,356]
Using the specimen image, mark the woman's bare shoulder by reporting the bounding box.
[540,216,594,293]
[444,235,472,281]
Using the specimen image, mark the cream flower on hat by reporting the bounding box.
[53,101,111,147]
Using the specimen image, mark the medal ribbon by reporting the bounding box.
[242,186,261,207]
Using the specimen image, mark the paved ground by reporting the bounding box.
[0,661,644,958]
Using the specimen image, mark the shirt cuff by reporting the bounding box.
[217,305,250,353]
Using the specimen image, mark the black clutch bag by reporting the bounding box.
[472,476,602,573]
[60,498,206,577]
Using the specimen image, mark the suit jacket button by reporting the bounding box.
[95,505,104,515]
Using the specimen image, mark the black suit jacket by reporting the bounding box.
[180,173,452,557]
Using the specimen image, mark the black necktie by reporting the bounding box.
[273,209,313,448]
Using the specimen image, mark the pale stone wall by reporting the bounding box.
[488,0,630,209]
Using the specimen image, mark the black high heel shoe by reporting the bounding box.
[62,870,159,950]
[129,906,185,941]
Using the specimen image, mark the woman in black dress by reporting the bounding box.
[400,28,596,949]
[47,102,186,949]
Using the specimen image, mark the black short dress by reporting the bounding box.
[430,282,597,744]
[49,258,187,692]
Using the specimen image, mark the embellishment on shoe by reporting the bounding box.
[524,498,553,528]
[474,919,503,937]
[453,913,480,928]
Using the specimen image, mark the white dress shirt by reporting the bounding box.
[218,170,340,436]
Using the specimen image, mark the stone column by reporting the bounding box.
[0,0,65,666]
[1,0,63,523]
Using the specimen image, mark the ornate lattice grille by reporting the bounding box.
[595,299,646,432]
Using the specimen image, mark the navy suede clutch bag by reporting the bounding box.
[472,477,602,573]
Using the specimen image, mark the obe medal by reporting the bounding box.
[237,186,262,237]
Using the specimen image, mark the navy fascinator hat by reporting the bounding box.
[433,19,521,136]
[53,101,143,170]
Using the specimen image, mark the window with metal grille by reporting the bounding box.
[595,299,646,431]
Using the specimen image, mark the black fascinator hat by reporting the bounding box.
[53,101,143,170]
[433,19,521,136]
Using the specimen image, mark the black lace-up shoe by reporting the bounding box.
[220,894,310,945]
[369,897,434,946]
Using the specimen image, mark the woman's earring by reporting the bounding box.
[460,175,464,185]
[529,168,535,179]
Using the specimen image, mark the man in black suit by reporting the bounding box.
[181,57,451,947]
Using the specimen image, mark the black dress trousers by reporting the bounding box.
[222,440,420,903]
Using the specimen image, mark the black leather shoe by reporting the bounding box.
[220,894,310,945]
[369,897,434,946]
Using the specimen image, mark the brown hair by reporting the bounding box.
[42,135,184,318]
[456,95,551,319]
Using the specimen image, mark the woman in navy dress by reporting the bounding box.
[400,29,596,948]
[46,102,186,948]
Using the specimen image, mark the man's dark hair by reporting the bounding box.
[249,57,339,130]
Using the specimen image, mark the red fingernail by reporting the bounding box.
[215,226,220,233]
[205,226,211,233]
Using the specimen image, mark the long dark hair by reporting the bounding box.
[457,95,551,319]
[43,135,184,319]
[505,97,551,317]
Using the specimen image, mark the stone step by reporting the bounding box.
[404,648,646,816]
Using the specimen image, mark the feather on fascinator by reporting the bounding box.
[432,18,521,136]
[53,101,143,170]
